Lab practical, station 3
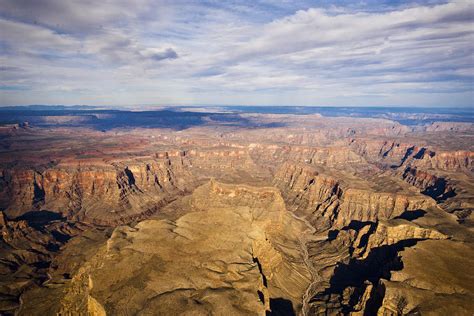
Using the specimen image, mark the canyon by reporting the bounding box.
[0,107,473,315]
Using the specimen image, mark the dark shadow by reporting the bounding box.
[309,239,420,314]
[402,167,456,203]
[340,220,377,256]
[266,298,295,316]
[15,210,65,228]
[394,209,426,221]
[391,146,414,168]
[124,167,136,186]
[32,261,50,269]
[421,178,456,202]
[33,181,45,205]
[45,242,60,252]
[331,239,418,290]
[253,257,268,287]
[341,220,373,231]
[51,230,72,243]
[399,146,415,164]
[413,147,426,159]
[327,230,339,240]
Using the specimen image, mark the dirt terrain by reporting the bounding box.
[0,109,473,315]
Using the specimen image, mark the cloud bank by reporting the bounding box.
[0,0,472,107]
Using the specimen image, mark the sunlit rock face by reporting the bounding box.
[19,181,311,315]
[0,111,473,315]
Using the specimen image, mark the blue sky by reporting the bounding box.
[0,0,473,107]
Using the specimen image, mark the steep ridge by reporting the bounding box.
[0,161,187,224]
[348,138,474,172]
[409,150,474,172]
[272,162,434,229]
[250,144,367,171]
[348,139,418,167]
[401,167,455,201]
[345,137,474,225]
[304,218,449,315]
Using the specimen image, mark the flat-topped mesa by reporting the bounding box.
[250,144,366,171]
[347,139,418,166]
[409,150,474,172]
[193,180,287,221]
[347,138,474,172]
[221,117,409,146]
[153,148,264,180]
[155,148,248,159]
[352,220,449,259]
[334,189,434,228]
[425,121,474,132]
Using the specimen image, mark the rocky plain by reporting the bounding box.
[0,107,473,315]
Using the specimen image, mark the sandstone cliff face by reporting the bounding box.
[352,220,448,259]
[410,150,474,172]
[348,139,417,166]
[347,138,474,173]
[272,162,434,229]
[401,167,455,201]
[0,169,42,214]
[273,162,341,221]
[335,190,434,228]
[305,218,450,315]
[0,162,184,223]
[251,144,366,170]
[0,148,267,224]
[425,122,474,132]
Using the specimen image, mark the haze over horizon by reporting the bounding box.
[1,0,473,107]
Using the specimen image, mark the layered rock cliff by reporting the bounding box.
[0,148,267,224]
[273,162,434,229]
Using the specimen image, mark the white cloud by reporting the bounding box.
[0,0,472,106]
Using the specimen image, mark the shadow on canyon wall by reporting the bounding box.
[267,298,296,316]
[15,210,65,228]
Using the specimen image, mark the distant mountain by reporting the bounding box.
[0,105,100,111]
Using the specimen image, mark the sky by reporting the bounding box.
[0,0,473,107]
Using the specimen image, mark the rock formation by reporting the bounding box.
[0,111,472,315]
